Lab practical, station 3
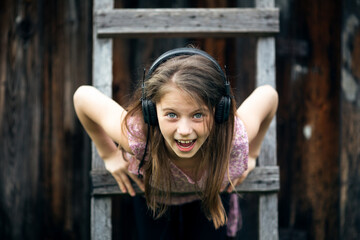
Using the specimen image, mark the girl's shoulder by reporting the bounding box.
[233,115,249,144]
[228,115,249,177]
[231,115,249,159]
[126,114,147,160]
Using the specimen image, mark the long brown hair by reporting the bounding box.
[123,53,236,229]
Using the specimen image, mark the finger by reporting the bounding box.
[227,182,236,193]
[119,172,136,197]
[128,173,145,192]
[113,174,127,194]
[220,182,230,192]
[237,174,247,184]
[227,178,241,193]
[228,175,248,193]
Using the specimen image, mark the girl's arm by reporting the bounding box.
[227,85,278,192]
[73,85,144,196]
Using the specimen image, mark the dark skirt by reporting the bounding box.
[132,193,231,240]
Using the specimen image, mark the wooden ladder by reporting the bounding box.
[91,1,279,239]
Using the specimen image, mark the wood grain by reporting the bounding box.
[94,8,279,38]
[91,166,280,195]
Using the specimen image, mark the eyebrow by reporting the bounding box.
[161,107,208,114]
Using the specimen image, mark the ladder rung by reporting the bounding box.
[91,166,279,196]
[95,8,279,38]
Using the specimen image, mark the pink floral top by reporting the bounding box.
[124,115,249,236]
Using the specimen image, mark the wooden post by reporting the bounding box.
[255,0,278,239]
[92,0,114,239]
[340,1,360,238]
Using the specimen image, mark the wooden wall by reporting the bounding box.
[0,0,92,239]
[0,0,359,239]
[276,0,341,239]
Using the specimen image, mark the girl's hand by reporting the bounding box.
[226,156,256,193]
[103,149,145,197]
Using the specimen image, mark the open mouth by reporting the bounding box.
[175,139,196,152]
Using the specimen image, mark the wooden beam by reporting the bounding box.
[91,166,280,196]
[94,8,279,38]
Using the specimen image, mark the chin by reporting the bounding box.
[176,153,196,159]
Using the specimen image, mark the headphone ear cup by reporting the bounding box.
[142,99,150,125]
[147,100,158,126]
[215,96,231,124]
[142,99,158,126]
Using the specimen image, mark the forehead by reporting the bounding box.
[157,87,208,111]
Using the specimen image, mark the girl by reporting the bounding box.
[74,47,278,239]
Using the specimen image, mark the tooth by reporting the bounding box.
[177,140,193,144]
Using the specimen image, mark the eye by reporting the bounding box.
[193,113,203,119]
[166,112,177,119]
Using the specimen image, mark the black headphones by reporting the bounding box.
[141,47,232,126]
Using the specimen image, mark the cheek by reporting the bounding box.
[158,120,173,139]
[199,120,212,137]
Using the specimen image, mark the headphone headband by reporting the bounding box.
[146,48,228,85]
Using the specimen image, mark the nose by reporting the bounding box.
[177,118,193,136]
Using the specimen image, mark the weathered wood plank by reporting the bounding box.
[256,38,276,167]
[92,1,113,240]
[259,193,278,240]
[1,0,93,239]
[276,0,340,238]
[237,166,279,192]
[256,1,278,239]
[0,1,43,238]
[256,0,275,8]
[92,1,113,169]
[91,166,280,195]
[340,1,360,239]
[91,197,112,240]
[94,8,279,38]
[255,2,276,169]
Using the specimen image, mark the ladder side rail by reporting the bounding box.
[91,1,114,240]
[256,0,279,240]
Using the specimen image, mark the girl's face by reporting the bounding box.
[156,87,212,162]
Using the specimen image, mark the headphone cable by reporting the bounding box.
[138,124,150,179]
